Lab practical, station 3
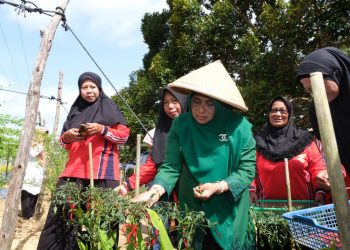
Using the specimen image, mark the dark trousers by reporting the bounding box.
[21,190,38,219]
[202,229,222,250]
[37,178,119,250]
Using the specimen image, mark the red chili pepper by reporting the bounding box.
[184,238,188,249]
[150,229,159,246]
[126,224,137,244]
[151,237,157,246]
[86,196,91,211]
[69,203,75,222]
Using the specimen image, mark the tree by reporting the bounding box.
[115,0,350,158]
[0,114,23,166]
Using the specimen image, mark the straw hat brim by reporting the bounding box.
[168,60,248,112]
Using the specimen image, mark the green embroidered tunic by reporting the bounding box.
[153,100,256,250]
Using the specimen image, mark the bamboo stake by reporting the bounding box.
[135,134,141,196]
[284,158,292,211]
[310,72,350,249]
[89,143,94,188]
[285,158,296,250]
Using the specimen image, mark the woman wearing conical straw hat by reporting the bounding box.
[133,61,256,249]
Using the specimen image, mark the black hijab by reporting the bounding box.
[151,87,188,167]
[255,96,313,162]
[61,72,127,134]
[297,47,350,172]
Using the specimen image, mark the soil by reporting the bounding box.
[0,190,129,250]
[0,190,50,250]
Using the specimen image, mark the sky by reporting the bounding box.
[0,0,168,134]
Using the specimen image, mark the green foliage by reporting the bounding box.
[251,208,291,249]
[147,209,173,249]
[0,174,8,188]
[43,136,67,193]
[152,201,209,249]
[113,0,350,158]
[53,182,209,250]
[0,114,23,165]
[141,10,170,70]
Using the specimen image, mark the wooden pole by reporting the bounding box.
[284,158,296,250]
[310,72,350,249]
[284,158,292,211]
[52,71,64,136]
[0,1,70,249]
[135,134,141,196]
[89,143,94,188]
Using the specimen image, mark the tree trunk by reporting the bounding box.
[0,1,70,249]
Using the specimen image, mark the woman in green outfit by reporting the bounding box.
[134,61,256,250]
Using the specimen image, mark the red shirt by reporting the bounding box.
[60,124,130,180]
[127,154,158,190]
[251,141,327,200]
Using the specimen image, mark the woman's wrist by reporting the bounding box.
[216,181,227,194]
[150,185,164,198]
[61,132,71,143]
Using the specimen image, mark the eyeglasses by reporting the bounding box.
[270,108,288,115]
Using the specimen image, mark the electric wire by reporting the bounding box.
[15,14,31,80]
[0,0,149,134]
[65,24,150,134]
[0,87,68,113]
[0,21,21,86]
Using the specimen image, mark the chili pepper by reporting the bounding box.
[126,224,138,245]
[69,203,75,222]
[86,196,91,211]
[66,196,75,222]
[150,229,159,247]
[195,184,204,194]
[183,238,188,249]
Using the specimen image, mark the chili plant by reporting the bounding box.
[152,201,211,249]
[52,182,209,250]
[251,207,291,249]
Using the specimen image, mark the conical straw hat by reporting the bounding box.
[168,60,248,112]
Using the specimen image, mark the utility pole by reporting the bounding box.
[0,1,70,248]
[53,71,64,136]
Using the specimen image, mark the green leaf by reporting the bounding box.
[147,208,173,250]
[77,238,88,250]
[98,229,115,250]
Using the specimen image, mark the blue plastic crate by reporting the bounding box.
[282,202,349,249]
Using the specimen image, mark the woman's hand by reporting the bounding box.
[114,184,128,196]
[62,128,85,143]
[249,191,258,205]
[314,192,327,205]
[132,185,165,207]
[193,182,227,200]
[85,123,104,136]
[316,170,331,190]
